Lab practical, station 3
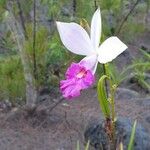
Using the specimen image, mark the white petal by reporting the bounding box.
[80,55,98,74]
[56,22,94,56]
[90,8,101,49]
[98,37,128,64]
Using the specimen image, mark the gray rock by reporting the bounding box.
[84,118,150,150]
[145,116,150,124]
[135,97,150,106]
[116,88,140,100]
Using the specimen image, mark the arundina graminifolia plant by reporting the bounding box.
[56,8,137,149]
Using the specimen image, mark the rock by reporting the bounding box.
[84,118,150,150]
[116,88,140,100]
[114,49,133,72]
[145,116,150,124]
[38,94,50,102]
[0,100,12,112]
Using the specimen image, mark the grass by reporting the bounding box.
[0,55,25,104]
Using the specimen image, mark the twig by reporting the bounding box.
[48,96,64,112]
[72,0,76,17]
[16,0,28,39]
[6,3,38,107]
[34,97,64,129]
[115,0,140,35]
[94,0,98,10]
[33,0,37,80]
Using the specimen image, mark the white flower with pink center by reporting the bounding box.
[57,8,128,99]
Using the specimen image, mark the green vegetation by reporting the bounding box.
[130,49,150,91]
[0,0,149,103]
[0,55,25,103]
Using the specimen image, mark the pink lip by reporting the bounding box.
[60,62,95,99]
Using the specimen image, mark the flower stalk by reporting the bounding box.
[105,64,116,123]
[104,63,117,142]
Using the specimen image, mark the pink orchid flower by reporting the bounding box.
[56,8,128,99]
[60,62,95,99]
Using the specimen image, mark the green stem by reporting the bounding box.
[104,63,116,143]
[110,84,116,145]
[110,85,116,124]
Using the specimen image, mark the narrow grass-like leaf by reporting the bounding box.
[119,142,124,150]
[76,141,80,150]
[138,78,150,91]
[128,120,137,150]
[120,62,150,79]
[97,75,110,118]
[85,140,90,150]
[139,48,150,60]
[76,140,90,150]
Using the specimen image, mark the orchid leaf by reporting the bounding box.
[97,75,110,118]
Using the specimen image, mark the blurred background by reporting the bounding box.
[0,0,149,107]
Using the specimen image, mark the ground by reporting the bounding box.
[0,33,149,150]
[0,88,150,150]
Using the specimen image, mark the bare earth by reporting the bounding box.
[0,33,150,150]
[0,88,150,150]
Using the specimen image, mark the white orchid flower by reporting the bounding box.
[56,8,127,74]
